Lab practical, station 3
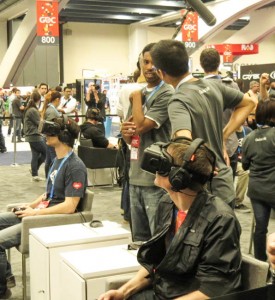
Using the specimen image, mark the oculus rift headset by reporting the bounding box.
[38,115,76,145]
[141,137,216,192]
[86,108,101,121]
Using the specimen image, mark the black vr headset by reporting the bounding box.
[141,138,216,192]
[38,120,62,136]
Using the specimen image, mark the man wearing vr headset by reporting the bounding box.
[99,138,241,300]
[150,40,256,208]
[0,117,87,299]
[80,108,116,148]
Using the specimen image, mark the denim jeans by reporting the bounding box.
[0,212,22,295]
[129,288,155,300]
[29,141,47,177]
[130,185,166,242]
[250,198,275,261]
[45,145,56,178]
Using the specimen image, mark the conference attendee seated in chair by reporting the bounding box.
[99,138,242,300]
[0,117,87,299]
[80,108,117,148]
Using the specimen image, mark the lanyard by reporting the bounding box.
[144,81,164,106]
[175,74,194,91]
[47,151,73,200]
[62,97,71,108]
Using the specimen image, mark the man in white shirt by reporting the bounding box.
[58,87,77,118]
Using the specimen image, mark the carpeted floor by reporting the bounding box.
[0,151,32,166]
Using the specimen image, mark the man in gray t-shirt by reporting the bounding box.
[121,43,173,242]
[151,40,256,206]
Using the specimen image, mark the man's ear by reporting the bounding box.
[157,69,165,81]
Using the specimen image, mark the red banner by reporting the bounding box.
[181,10,198,49]
[206,44,259,55]
[223,44,233,66]
[37,0,59,45]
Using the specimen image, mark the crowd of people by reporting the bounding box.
[0,39,275,299]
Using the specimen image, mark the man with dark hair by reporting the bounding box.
[0,117,87,299]
[58,86,77,118]
[121,42,173,242]
[38,82,49,111]
[80,108,116,148]
[99,139,242,300]
[151,39,256,207]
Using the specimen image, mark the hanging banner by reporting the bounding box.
[223,44,233,66]
[37,0,59,45]
[181,10,198,49]
[206,44,259,55]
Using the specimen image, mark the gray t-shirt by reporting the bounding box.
[168,79,243,203]
[242,127,275,204]
[129,83,174,186]
[45,104,60,121]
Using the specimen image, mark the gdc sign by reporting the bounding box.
[36,0,59,46]
[183,24,197,31]
[39,16,57,24]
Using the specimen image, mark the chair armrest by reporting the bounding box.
[105,273,134,290]
[20,211,93,254]
[6,203,28,212]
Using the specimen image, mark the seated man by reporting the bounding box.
[0,117,87,299]
[80,108,116,148]
[99,138,242,300]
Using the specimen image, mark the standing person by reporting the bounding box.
[99,139,242,300]
[58,86,77,118]
[7,87,18,136]
[0,95,7,153]
[150,40,256,207]
[121,43,173,243]
[245,80,259,130]
[11,88,24,143]
[24,91,46,181]
[200,48,240,178]
[242,99,275,261]
[85,83,106,121]
[234,124,252,212]
[38,82,49,112]
[0,117,87,299]
[41,91,61,177]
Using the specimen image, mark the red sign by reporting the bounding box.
[37,0,59,45]
[181,10,198,49]
[206,44,259,55]
[223,44,233,66]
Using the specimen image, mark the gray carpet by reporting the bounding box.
[0,151,32,166]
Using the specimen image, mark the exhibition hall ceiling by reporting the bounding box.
[0,0,275,30]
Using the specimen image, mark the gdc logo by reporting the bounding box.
[183,24,197,31]
[39,16,56,24]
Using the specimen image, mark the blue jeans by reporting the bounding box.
[130,185,166,242]
[45,145,56,178]
[29,141,47,177]
[250,198,275,261]
[0,212,22,295]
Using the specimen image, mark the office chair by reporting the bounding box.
[6,189,94,300]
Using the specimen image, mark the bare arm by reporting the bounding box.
[172,129,192,140]
[98,267,151,300]
[15,196,80,217]
[223,94,256,142]
[259,73,269,101]
[131,90,157,134]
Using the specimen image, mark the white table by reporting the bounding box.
[29,221,131,300]
[59,244,139,300]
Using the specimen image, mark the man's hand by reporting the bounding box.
[121,121,136,137]
[15,206,37,218]
[267,233,275,269]
[260,73,270,87]
[98,289,124,300]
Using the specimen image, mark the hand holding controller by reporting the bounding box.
[12,207,26,213]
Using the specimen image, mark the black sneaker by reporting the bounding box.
[234,204,251,213]
[0,148,7,153]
